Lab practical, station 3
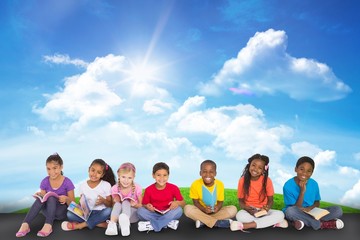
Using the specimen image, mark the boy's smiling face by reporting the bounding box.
[295,162,313,182]
[200,163,216,187]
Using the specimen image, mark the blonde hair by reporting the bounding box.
[117,162,136,194]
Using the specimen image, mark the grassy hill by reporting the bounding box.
[15,187,360,213]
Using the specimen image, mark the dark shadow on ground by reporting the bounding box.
[2,213,359,240]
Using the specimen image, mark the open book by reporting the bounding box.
[202,185,217,212]
[304,207,330,220]
[33,191,59,203]
[112,192,136,202]
[67,195,93,221]
[154,207,171,214]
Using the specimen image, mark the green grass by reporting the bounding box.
[180,187,360,213]
[14,188,360,213]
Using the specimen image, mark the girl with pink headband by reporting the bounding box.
[105,162,142,236]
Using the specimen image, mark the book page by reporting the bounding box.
[304,207,330,220]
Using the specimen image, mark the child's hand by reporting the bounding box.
[58,195,67,204]
[247,206,258,216]
[130,200,137,207]
[95,195,104,205]
[169,201,178,210]
[204,205,213,214]
[146,203,155,211]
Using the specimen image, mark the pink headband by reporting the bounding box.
[118,162,136,173]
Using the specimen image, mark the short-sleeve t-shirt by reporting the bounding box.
[79,180,111,211]
[237,175,274,208]
[142,183,183,211]
[283,177,320,211]
[40,176,75,196]
[189,178,225,208]
[110,183,142,203]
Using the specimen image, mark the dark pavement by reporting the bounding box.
[2,213,359,240]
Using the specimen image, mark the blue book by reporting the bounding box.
[202,185,217,211]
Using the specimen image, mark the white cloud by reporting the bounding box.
[43,53,89,68]
[291,142,336,166]
[199,28,351,101]
[143,99,173,115]
[168,96,293,161]
[341,179,360,208]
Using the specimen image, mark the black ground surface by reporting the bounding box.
[3,213,359,240]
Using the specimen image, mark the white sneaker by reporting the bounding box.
[118,213,130,236]
[195,220,204,228]
[138,221,154,232]
[105,221,118,236]
[336,219,344,229]
[167,220,179,230]
[273,219,288,228]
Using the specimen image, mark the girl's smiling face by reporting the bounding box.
[249,159,265,180]
[46,161,63,180]
[119,170,135,188]
[88,163,104,183]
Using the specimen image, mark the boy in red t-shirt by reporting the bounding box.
[137,162,185,232]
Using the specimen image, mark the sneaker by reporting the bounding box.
[215,219,232,228]
[195,220,204,228]
[293,220,304,230]
[118,213,130,236]
[321,219,344,229]
[273,219,288,228]
[105,221,118,236]
[230,220,244,231]
[167,220,179,230]
[138,221,154,232]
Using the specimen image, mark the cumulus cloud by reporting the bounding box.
[33,54,176,131]
[291,142,336,166]
[199,28,351,101]
[341,180,360,208]
[167,95,293,161]
[43,53,89,68]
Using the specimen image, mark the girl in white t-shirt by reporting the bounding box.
[61,159,116,231]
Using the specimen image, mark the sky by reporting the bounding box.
[1,0,360,213]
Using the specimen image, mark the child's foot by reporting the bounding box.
[138,221,154,232]
[215,219,232,228]
[320,219,344,229]
[230,220,244,231]
[293,220,304,230]
[167,220,179,230]
[273,219,288,228]
[37,224,52,237]
[118,213,130,236]
[195,220,204,228]
[105,221,118,236]
[16,223,30,238]
[61,221,78,231]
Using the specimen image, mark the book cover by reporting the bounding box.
[33,191,59,203]
[202,185,217,211]
[112,192,136,202]
[304,207,330,220]
[67,195,92,221]
[254,209,268,218]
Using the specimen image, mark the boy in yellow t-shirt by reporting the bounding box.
[184,160,237,228]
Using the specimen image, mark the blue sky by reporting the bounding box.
[1,0,360,212]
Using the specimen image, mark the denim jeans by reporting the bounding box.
[67,207,111,229]
[137,206,183,232]
[284,206,343,230]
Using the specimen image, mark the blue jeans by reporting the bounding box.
[137,207,183,232]
[284,206,343,230]
[67,207,111,229]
